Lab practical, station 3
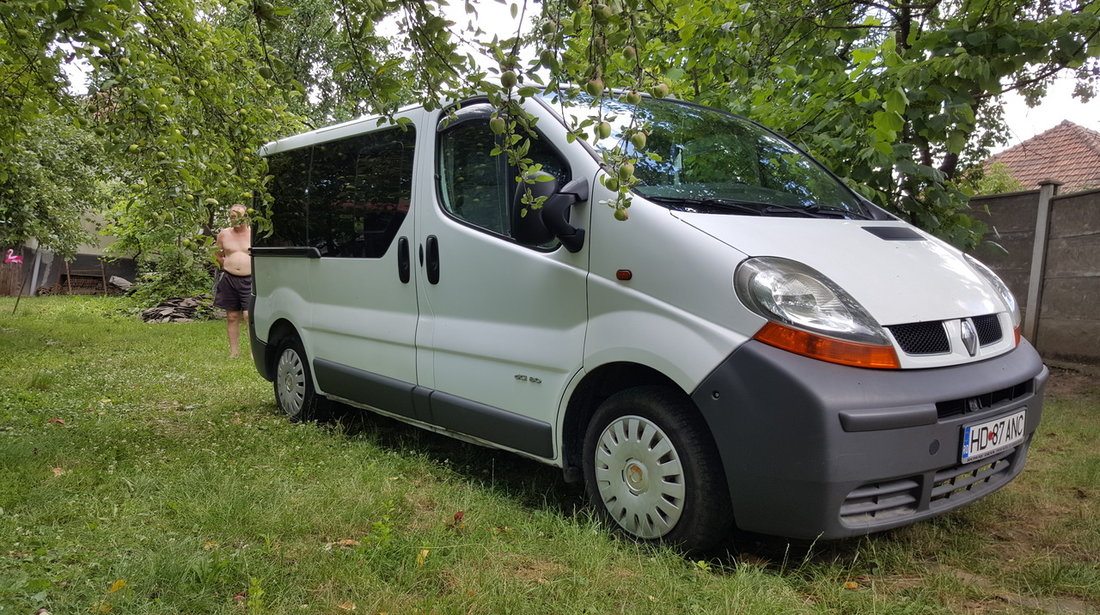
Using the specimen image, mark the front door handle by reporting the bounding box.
[425,235,440,285]
[397,237,410,284]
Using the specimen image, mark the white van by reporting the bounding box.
[249,93,1047,551]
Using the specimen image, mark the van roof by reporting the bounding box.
[259,102,423,157]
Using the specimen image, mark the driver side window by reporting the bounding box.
[437,118,570,239]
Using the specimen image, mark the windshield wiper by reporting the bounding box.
[646,196,768,216]
[646,196,819,217]
[647,195,870,219]
[806,204,871,220]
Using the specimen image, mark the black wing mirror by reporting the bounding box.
[512,175,588,253]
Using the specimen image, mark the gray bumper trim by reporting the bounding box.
[838,405,938,432]
[690,340,1048,539]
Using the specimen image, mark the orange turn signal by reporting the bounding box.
[1014,326,1021,347]
[753,321,901,369]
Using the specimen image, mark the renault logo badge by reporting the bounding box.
[960,318,978,357]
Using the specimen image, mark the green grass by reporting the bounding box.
[1,296,1098,614]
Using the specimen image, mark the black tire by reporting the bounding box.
[582,385,732,553]
[272,335,325,422]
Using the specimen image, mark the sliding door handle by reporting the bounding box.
[397,237,411,284]
[425,235,440,284]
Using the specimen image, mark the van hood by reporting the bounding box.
[672,213,1002,326]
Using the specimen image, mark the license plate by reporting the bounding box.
[960,409,1027,464]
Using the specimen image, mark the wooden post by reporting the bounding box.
[1023,179,1062,343]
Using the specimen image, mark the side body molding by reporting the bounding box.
[314,358,553,458]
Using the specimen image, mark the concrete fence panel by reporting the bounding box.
[972,185,1100,364]
[971,189,1039,320]
[1037,188,1100,363]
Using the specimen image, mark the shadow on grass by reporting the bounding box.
[308,401,877,568]
[326,401,587,518]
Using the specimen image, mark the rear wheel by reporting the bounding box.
[583,386,732,553]
[273,336,324,421]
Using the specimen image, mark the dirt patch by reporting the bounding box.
[501,553,566,585]
[1045,364,1100,400]
[939,566,1098,615]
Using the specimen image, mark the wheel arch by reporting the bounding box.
[265,318,301,379]
[561,362,701,483]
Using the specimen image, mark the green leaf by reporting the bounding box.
[997,34,1019,52]
[852,47,877,64]
[884,88,908,114]
[946,131,966,154]
[873,110,904,133]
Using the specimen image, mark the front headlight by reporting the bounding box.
[735,257,899,369]
[964,253,1021,329]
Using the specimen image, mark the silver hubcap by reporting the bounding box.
[275,348,306,417]
[594,415,685,539]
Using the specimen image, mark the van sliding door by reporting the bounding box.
[304,121,424,419]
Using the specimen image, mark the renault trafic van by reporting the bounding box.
[249,93,1047,551]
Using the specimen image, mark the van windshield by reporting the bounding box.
[544,93,868,219]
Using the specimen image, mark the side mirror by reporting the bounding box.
[512,175,588,253]
[512,172,559,247]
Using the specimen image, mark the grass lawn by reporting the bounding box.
[1,296,1097,614]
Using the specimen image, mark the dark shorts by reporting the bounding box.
[213,271,252,312]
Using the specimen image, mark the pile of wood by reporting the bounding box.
[141,295,214,323]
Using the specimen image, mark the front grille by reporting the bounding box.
[887,322,950,355]
[839,478,920,524]
[973,314,1002,346]
[930,453,1016,508]
[840,447,1021,528]
[935,380,1032,419]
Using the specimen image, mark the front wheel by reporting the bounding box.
[583,386,732,553]
[273,336,324,421]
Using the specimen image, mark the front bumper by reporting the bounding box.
[691,339,1048,539]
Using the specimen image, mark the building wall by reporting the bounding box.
[1,212,137,296]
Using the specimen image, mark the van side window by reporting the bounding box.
[257,147,312,248]
[309,128,416,258]
[437,120,570,238]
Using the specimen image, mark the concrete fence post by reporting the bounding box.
[1023,179,1062,342]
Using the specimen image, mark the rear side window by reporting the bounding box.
[259,147,312,247]
[258,127,416,258]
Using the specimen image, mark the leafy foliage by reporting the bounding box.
[0,114,111,257]
[127,244,214,308]
[534,0,1100,246]
[2,0,1099,258]
[83,0,304,261]
[972,161,1028,196]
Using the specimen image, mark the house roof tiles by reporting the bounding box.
[985,120,1100,194]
